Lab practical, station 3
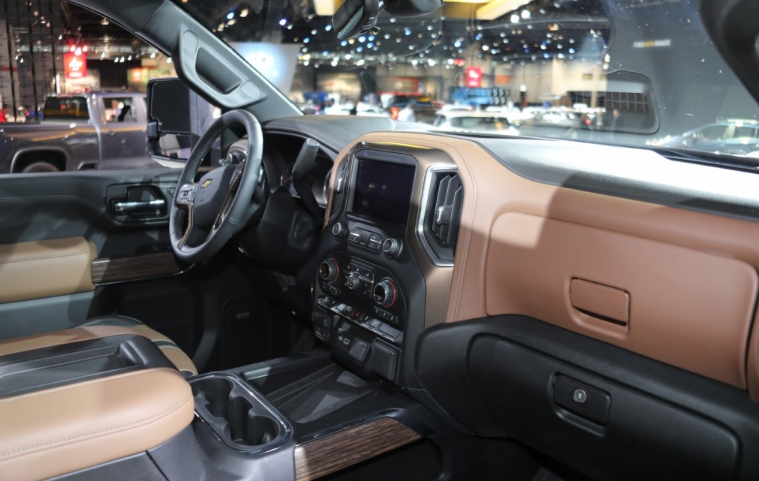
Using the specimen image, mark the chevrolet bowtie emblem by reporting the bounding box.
[201,179,213,189]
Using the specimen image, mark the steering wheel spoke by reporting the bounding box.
[211,159,246,233]
[176,183,198,207]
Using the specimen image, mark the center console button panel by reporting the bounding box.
[348,227,383,251]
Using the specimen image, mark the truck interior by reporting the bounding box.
[1,0,759,480]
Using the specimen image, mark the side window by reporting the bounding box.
[696,125,727,140]
[42,97,89,121]
[734,126,758,139]
[103,97,139,123]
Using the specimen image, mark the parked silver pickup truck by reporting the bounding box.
[0,91,157,173]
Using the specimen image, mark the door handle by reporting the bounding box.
[113,199,166,214]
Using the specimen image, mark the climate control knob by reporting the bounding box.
[374,279,397,307]
[382,238,401,259]
[346,272,362,291]
[319,258,339,283]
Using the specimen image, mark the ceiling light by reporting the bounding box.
[314,0,340,16]
[477,0,532,21]
[510,14,519,23]
[226,12,234,20]
[279,18,286,26]
[521,10,530,19]
[240,8,249,17]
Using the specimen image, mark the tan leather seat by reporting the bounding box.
[0,327,195,481]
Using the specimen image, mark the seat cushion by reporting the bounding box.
[79,316,197,376]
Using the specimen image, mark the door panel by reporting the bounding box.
[0,169,182,337]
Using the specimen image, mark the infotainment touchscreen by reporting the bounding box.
[351,159,415,225]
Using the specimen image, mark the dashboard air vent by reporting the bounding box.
[420,169,463,266]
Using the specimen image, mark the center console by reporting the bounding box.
[312,149,421,385]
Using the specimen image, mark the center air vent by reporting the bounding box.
[418,167,463,266]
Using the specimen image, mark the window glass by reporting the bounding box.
[42,96,89,121]
[103,97,139,123]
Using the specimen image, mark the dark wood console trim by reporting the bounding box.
[91,252,181,284]
[294,417,421,481]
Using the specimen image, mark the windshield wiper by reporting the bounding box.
[651,147,759,173]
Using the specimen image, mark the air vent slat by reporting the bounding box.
[446,185,463,246]
[431,176,451,236]
[421,169,463,265]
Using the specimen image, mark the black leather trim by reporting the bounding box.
[0,334,175,399]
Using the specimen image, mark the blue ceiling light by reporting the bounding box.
[340,40,348,46]
[226,12,235,20]
[278,18,286,26]
[358,36,366,42]
[304,37,310,43]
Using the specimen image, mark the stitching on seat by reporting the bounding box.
[0,251,90,265]
[0,391,192,460]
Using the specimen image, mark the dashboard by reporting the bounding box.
[236,115,759,480]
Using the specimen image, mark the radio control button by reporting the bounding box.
[383,238,401,258]
[332,222,347,238]
[346,272,361,291]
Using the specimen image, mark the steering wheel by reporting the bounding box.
[170,109,263,263]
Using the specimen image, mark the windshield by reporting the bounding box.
[177,0,759,159]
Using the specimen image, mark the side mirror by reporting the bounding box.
[146,77,214,162]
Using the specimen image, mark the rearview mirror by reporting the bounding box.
[333,0,380,40]
[146,77,214,162]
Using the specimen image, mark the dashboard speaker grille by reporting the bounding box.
[421,169,463,265]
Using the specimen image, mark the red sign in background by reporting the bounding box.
[465,67,482,88]
[64,52,87,79]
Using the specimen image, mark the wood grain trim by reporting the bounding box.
[91,252,181,284]
[294,417,421,481]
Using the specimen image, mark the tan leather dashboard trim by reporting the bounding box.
[0,237,96,304]
[486,213,757,388]
[0,368,193,481]
[338,132,759,396]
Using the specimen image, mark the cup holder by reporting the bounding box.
[190,374,291,453]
